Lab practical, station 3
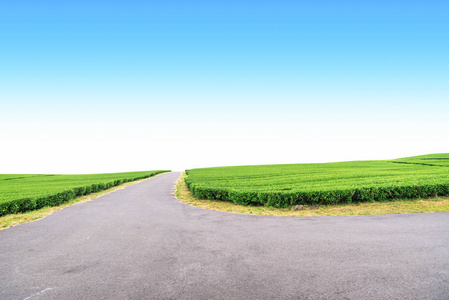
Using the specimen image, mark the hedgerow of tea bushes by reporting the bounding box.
[0,170,169,216]
[185,155,449,207]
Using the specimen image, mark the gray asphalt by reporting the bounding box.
[1,172,448,300]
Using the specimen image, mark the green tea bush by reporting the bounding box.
[185,154,449,207]
[0,170,169,216]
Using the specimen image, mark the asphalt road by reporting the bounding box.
[1,172,448,300]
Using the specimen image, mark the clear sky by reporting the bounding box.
[1,0,448,173]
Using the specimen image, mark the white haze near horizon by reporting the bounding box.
[1,96,448,174]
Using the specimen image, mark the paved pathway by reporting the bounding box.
[1,172,448,299]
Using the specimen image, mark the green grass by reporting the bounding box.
[185,154,449,207]
[0,170,169,216]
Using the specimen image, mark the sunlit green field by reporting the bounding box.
[0,170,169,216]
[185,154,449,207]
[394,153,449,167]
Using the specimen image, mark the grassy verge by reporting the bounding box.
[0,177,156,230]
[176,172,449,216]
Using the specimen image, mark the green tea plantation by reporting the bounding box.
[0,170,169,216]
[185,154,449,207]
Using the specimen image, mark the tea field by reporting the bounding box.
[185,154,449,207]
[0,170,169,216]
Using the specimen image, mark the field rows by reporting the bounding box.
[0,170,169,216]
[185,154,449,207]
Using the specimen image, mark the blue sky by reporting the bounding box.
[1,0,448,173]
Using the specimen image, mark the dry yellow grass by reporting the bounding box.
[0,177,154,230]
[176,172,449,216]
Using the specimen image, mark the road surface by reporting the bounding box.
[1,172,448,299]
